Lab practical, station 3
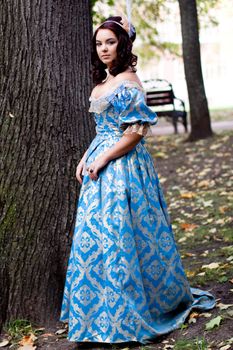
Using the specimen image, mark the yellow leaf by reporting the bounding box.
[184,252,196,257]
[180,192,196,199]
[156,151,168,159]
[186,270,196,277]
[197,180,211,188]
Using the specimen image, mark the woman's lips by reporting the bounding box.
[101,55,110,59]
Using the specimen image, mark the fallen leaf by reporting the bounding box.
[216,218,225,225]
[19,334,37,346]
[219,206,229,214]
[209,228,217,234]
[203,200,213,208]
[156,151,168,159]
[186,270,196,277]
[0,340,10,347]
[205,316,223,330]
[197,180,211,188]
[226,309,233,317]
[197,272,206,276]
[55,329,67,335]
[226,337,233,344]
[202,262,220,270]
[180,223,198,231]
[217,303,233,310]
[178,237,187,243]
[184,252,196,257]
[201,250,209,257]
[219,345,231,350]
[180,192,196,199]
[18,346,37,350]
[188,312,199,324]
[226,256,233,262]
[199,312,212,318]
[210,143,222,150]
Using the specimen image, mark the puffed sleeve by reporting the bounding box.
[112,85,158,136]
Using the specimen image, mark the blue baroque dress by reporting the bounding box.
[60,80,215,344]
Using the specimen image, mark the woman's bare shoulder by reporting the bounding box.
[115,71,143,87]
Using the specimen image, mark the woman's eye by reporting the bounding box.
[96,42,101,47]
[109,41,116,45]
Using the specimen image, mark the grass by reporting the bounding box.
[3,319,44,348]
[4,319,33,343]
[209,107,233,122]
[173,337,208,350]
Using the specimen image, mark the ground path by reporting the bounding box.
[151,120,233,136]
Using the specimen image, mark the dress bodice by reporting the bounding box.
[89,80,158,138]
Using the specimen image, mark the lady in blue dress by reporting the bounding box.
[60,16,215,344]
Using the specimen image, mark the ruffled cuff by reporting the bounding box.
[122,122,152,137]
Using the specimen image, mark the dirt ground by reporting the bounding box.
[1,129,233,350]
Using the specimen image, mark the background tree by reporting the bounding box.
[178,0,212,140]
[93,0,219,140]
[0,0,94,328]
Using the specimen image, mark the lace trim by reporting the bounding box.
[89,80,144,114]
[123,123,152,137]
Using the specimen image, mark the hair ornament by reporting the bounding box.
[96,12,136,41]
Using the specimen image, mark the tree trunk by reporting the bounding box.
[0,0,95,328]
[178,0,213,141]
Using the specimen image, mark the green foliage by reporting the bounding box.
[92,0,221,60]
[174,337,208,349]
[197,0,221,26]
[5,319,33,342]
[205,316,223,330]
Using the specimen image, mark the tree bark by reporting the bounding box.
[178,0,213,141]
[0,0,95,328]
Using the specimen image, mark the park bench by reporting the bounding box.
[143,79,187,134]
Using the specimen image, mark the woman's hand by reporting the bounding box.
[76,160,84,184]
[87,155,108,181]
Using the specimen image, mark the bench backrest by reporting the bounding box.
[146,88,175,107]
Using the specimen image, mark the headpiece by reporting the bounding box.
[95,14,136,41]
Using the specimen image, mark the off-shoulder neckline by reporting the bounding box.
[90,80,144,102]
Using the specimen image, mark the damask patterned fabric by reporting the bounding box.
[60,80,215,344]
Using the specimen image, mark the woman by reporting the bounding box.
[60,16,215,344]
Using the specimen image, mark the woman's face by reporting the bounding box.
[96,29,118,68]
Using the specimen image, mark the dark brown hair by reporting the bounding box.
[92,16,137,85]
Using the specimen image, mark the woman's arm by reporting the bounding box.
[87,132,143,181]
[76,149,88,184]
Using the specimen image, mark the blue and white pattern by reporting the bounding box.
[60,80,215,344]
